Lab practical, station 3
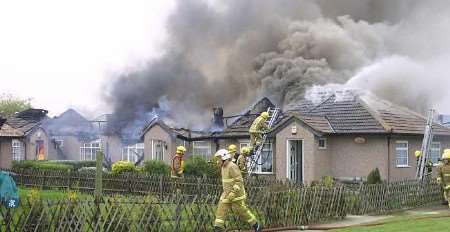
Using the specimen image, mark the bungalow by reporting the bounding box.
[0,109,50,168]
[140,91,450,183]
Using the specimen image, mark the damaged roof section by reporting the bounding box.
[0,115,23,137]
[6,109,48,136]
[43,109,98,142]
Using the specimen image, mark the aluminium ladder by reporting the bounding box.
[248,107,280,175]
[416,109,435,180]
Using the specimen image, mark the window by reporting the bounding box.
[193,141,211,159]
[122,143,144,163]
[12,139,24,161]
[318,138,327,149]
[395,141,409,167]
[54,139,64,148]
[152,140,165,160]
[430,142,441,165]
[240,141,273,174]
[80,140,101,161]
[254,143,273,174]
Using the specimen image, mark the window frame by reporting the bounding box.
[240,141,273,174]
[12,139,25,161]
[192,141,211,160]
[151,140,165,161]
[80,140,101,161]
[430,142,441,165]
[395,140,409,168]
[318,138,327,150]
[122,143,144,163]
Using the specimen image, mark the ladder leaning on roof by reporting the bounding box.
[248,107,280,175]
[416,109,435,180]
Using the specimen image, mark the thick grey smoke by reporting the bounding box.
[106,0,450,132]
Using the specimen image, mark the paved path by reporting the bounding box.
[280,205,449,232]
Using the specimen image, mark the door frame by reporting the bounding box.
[286,139,304,183]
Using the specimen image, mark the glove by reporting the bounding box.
[437,177,442,184]
[227,192,236,202]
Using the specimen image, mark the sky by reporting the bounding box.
[0,0,175,118]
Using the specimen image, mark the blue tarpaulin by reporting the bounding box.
[0,171,19,208]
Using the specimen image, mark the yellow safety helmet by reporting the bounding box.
[176,146,187,154]
[228,144,237,153]
[241,146,251,156]
[415,151,422,158]
[442,149,450,160]
[261,111,269,119]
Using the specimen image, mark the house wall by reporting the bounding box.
[388,135,450,181]
[275,121,316,183]
[0,139,12,169]
[313,137,332,179]
[102,135,123,163]
[143,124,174,165]
[328,135,389,180]
[26,128,50,160]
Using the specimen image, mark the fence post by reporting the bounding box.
[159,175,163,198]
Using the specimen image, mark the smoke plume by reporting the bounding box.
[106,0,450,133]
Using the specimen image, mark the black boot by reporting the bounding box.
[253,222,262,232]
[214,226,225,232]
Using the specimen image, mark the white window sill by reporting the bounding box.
[318,147,327,150]
[250,172,274,175]
[396,165,411,168]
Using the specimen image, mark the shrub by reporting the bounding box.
[33,162,73,171]
[143,160,170,176]
[112,161,136,175]
[367,167,382,184]
[184,155,217,178]
[322,176,335,187]
[12,160,96,171]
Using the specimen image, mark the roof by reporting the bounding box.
[281,91,450,136]
[0,122,24,137]
[219,97,276,137]
[43,109,95,137]
[6,108,49,135]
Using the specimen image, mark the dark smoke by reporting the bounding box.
[106,0,448,133]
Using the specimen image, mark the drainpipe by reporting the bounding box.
[387,133,391,183]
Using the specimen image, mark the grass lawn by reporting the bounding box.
[332,211,450,232]
[18,187,91,200]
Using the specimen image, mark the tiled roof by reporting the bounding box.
[6,109,48,135]
[0,123,24,137]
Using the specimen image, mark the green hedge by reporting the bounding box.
[143,160,170,176]
[12,160,96,171]
[184,155,218,178]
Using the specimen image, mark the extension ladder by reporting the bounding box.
[249,107,280,174]
[416,109,435,180]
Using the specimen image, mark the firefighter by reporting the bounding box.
[237,146,251,176]
[437,149,450,208]
[171,146,186,178]
[415,151,433,177]
[213,149,262,232]
[228,144,240,163]
[249,112,269,151]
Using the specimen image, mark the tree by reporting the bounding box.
[0,94,32,117]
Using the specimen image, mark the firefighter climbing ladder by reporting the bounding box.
[249,107,280,175]
[416,109,435,180]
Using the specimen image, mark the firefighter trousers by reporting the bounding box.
[250,132,262,149]
[444,188,450,208]
[214,199,257,229]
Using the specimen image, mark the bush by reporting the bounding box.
[112,161,136,175]
[143,160,170,176]
[12,160,73,171]
[367,167,382,184]
[184,155,218,178]
[12,160,96,171]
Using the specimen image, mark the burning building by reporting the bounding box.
[140,91,450,182]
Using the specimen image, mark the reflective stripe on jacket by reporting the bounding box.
[220,161,246,203]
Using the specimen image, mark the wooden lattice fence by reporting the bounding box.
[0,186,347,232]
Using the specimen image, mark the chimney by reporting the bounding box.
[212,107,224,129]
